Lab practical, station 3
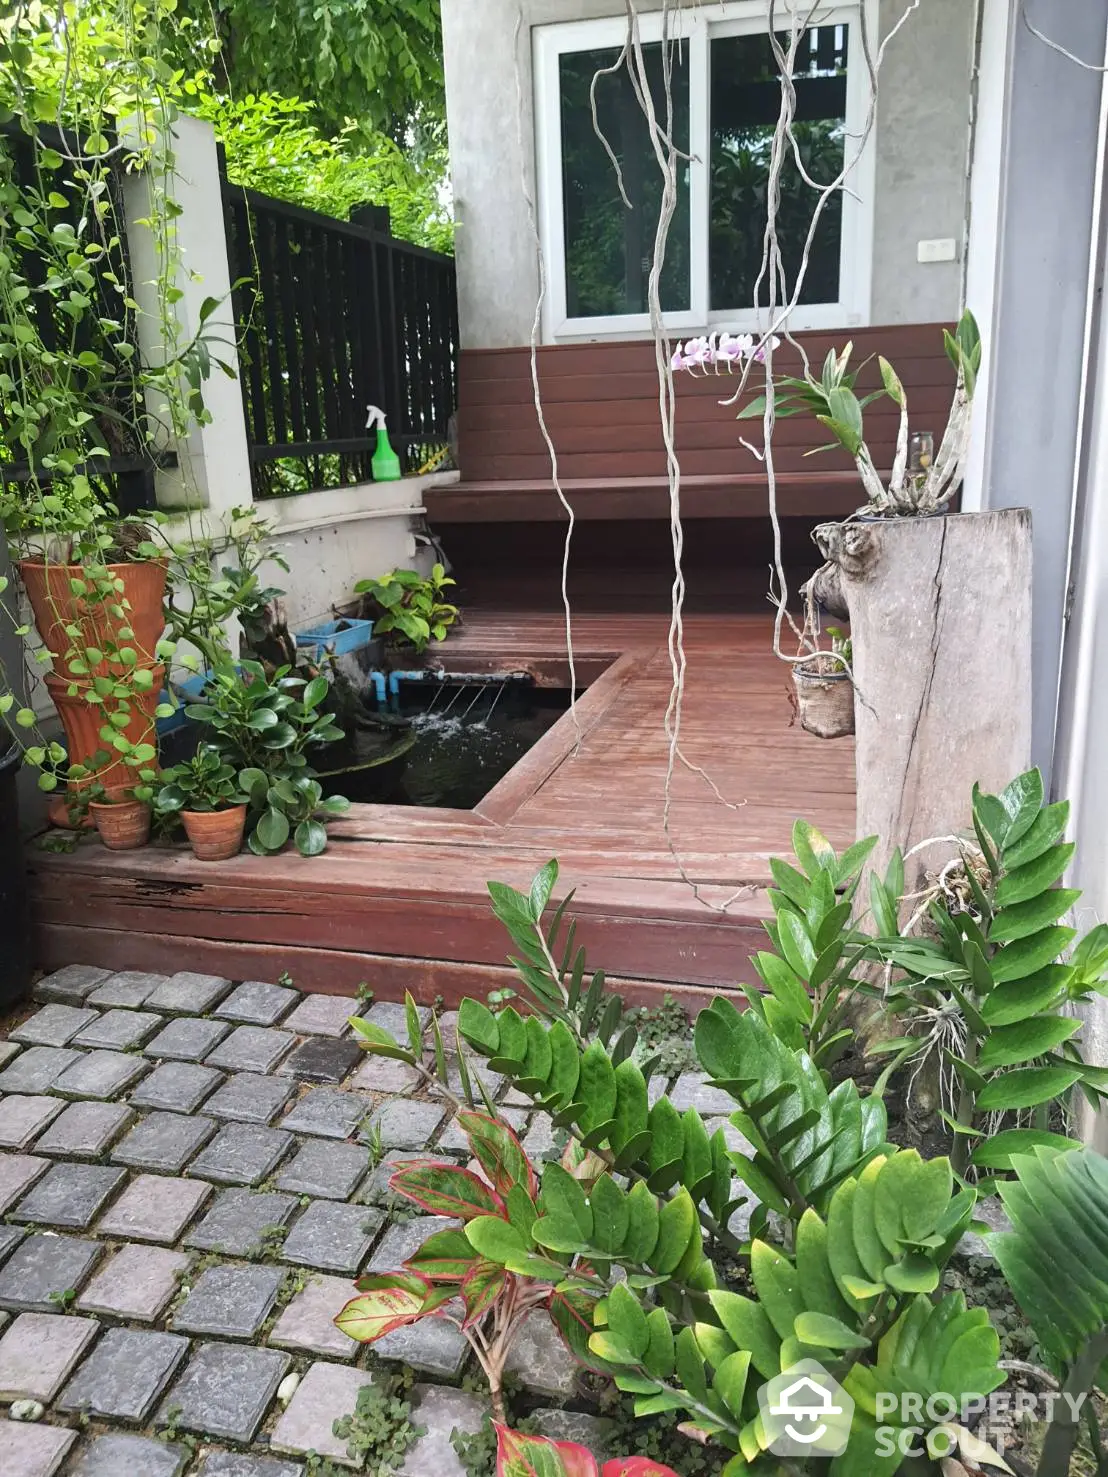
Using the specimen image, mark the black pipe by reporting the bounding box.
[0,742,31,1008]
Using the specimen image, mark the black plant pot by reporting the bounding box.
[0,743,31,1007]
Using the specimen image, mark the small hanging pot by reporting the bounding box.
[793,660,855,739]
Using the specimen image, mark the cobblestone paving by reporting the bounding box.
[0,968,643,1476]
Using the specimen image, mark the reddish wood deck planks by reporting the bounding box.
[30,612,857,1002]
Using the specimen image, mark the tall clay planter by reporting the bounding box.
[19,559,167,678]
[46,665,164,792]
[0,744,31,1007]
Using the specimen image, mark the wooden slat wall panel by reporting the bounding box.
[454,323,956,487]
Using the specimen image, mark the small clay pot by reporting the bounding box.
[181,805,247,862]
[89,798,152,851]
[793,663,855,739]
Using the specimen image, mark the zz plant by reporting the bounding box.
[867,768,1107,1177]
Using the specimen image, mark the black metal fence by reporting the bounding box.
[221,182,459,499]
[0,120,156,515]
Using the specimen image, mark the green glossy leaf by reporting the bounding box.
[793,1311,869,1350]
[977,1015,1082,1070]
[975,1065,1083,1112]
[969,1128,1081,1170]
[994,845,1076,908]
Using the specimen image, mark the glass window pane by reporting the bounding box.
[710,26,848,310]
[559,43,691,318]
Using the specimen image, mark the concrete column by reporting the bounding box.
[123,114,254,519]
[971,0,1108,777]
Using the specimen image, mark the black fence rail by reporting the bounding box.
[221,182,459,499]
[0,119,154,515]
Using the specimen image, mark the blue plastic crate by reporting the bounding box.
[295,617,375,659]
[155,670,214,735]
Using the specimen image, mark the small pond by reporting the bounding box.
[316,677,572,809]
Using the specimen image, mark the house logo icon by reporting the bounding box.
[758,1359,855,1457]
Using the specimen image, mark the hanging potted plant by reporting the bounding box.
[153,744,248,861]
[792,626,853,740]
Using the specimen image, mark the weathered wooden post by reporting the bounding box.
[817,508,1033,888]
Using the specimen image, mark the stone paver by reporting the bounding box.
[520,1114,558,1162]
[278,1036,361,1084]
[145,1017,231,1062]
[504,1310,577,1396]
[160,1342,291,1443]
[73,1008,162,1051]
[366,1002,430,1038]
[0,1419,75,1477]
[280,1086,368,1139]
[11,1004,98,1047]
[97,1173,212,1243]
[282,1201,383,1274]
[428,1059,503,1102]
[0,1228,26,1266]
[0,1041,18,1071]
[400,1384,487,1477]
[0,1233,102,1312]
[131,1060,225,1114]
[204,1072,292,1124]
[529,1410,619,1459]
[35,1101,134,1158]
[185,1189,298,1257]
[360,1151,423,1207]
[369,1098,445,1151]
[270,1360,375,1468]
[215,981,300,1027]
[282,995,353,1038]
[60,1328,189,1420]
[0,1047,81,1094]
[197,1455,303,1477]
[0,1155,48,1213]
[13,1162,126,1229]
[188,1122,293,1186]
[349,1056,419,1094]
[86,970,170,1009]
[112,1111,216,1173]
[52,1050,147,1100]
[0,1312,99,1400]
[70,1433,189,1477]
[145,972,233,1015]
[269,1273,358,1360]
[0,1095,65,1149]
[670,1072,738,1115]
[206,1027,294,1075]
[171,1264,284,1338]
[34,964,110,1004]
[77,1244,190,1321]
[276,1140,367,1200]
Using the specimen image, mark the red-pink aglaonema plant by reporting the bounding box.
[335,1110,593,1422]
[494,1425,680,1477]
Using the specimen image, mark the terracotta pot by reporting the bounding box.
[793,664,855,740]
[181,805,247,862]
[46,665,164,798]
[89,798,151,850]
[19,559,167,678]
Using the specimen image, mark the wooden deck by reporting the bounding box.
[30,612,856,1009]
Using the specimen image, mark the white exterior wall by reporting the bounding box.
[441,0,975,349]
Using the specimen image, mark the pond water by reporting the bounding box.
[317,679,573,809]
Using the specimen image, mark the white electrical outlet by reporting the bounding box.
[917,238,957,264]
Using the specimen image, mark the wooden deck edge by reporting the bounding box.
[476,649,648,824]
[34,922,737,1014]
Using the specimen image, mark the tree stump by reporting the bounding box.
[816,510,1033,889]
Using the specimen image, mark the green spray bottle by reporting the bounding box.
[366,404,401,481]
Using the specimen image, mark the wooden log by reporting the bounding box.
[819,510,1033,887]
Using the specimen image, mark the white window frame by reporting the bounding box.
[533,0,877,343]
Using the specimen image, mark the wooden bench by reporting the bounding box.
[427,324,957,523]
